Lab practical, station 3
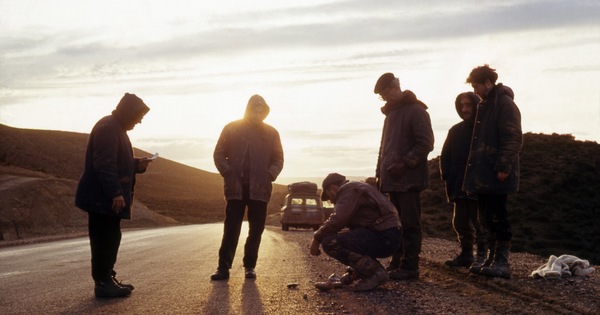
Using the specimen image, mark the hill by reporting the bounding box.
[1,124,599,264]
[0,124,287,242]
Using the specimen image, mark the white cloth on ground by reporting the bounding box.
[531,254,595,278]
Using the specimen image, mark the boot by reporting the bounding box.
[469,239,495,275]
[111,270,134,290]
[340,267,358,285]
[95,278,132,298]
[445,245,474,268]
[472,242,488,268]
[480,241,511,278]
[350,256,388,292]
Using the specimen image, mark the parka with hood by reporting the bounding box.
[376,90,434,193]
[440,92,480,202]
[463,84,522,194]
[75,93,150,219]
[214,95,284,203]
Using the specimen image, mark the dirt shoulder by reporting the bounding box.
[280,228,600,315]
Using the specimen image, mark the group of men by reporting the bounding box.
[309,64,522,291]
[74,64,521,297]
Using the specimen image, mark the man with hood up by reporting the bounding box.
[75,93,151,298]
[464,65,522,278]
[211,94,284,281]
[373,73,434,281]
[440,92,488,269]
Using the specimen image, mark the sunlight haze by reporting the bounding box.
[1,0,599,182]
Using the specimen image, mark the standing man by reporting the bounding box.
[440,92,488,268]
[464,65,522,278]
[374,73,434,280]
[211,94,284,281]
[310,173,402,292]
[75,93,151,298]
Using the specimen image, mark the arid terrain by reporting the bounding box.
[1,124,599,313]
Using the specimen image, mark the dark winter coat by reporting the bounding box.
[377,90,434,193]
[313,181,401,242]
[214,102,284,203]
[440,92,479,202]
[75,115,147,219]
[463,84,522,194]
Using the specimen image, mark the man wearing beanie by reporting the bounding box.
[76,93,152,298]
[309,173,402,292]
[374,73,434,280]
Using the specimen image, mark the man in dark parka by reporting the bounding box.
[210,94,284,281]
[440,92,487,268]
[374,73,434,280]
[75,93,151,298]
[464,65,522,278]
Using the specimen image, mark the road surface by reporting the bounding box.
[0,224,318,314]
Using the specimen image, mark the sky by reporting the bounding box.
[1,0,599,183]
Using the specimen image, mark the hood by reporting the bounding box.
[243,94,270,122]
[454,92,480,120]
[381,90,428,115]
[489,83,514,100]
[112,93,150,128]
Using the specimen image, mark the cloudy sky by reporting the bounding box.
[1,0,599,183]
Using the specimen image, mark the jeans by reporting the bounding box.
[88,211,122,282]
[321,227,402,276]
[217,195,267,271]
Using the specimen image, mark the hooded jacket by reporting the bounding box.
[376,90,434,192]
[75,93,150,219]
[463,84,522,194]
[439,92,479,202]
[214,96,284,202]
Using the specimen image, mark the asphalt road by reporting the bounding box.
[0,224,318,314]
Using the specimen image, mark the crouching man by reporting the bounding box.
[309,173,402,291]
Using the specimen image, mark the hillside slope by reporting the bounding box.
[1,124,598,264]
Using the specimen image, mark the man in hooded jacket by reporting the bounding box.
[75,93,151,298]
[211,94,284,281]
[374,73,434,280]
[440,92,488,268]
[464,65,522,278]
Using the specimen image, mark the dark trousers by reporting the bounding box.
[88,211,122,283]
[453,198,487,248]
[388,191,422,271]
[478,194,512,242]
[217,197,267,271]
[321,227,402,270]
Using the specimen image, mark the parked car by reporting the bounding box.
[280,181,325,231]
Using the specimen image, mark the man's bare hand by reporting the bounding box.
[310,239,321,256]
[497,171,509,182]
[112,195,125,213]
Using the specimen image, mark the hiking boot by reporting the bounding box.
[111,271,134,290]
[389,268,419,280]
[245,268,256,279]
[351,268,389,292]
[210,269,230,281]
[340,271,358,285]
[470,239,495,275]
[480,241,511,279]
[95,278,132,298]
[445,251,474,268]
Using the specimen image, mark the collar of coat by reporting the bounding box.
[380,90,428,115]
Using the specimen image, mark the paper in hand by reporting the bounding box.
[148,152,159,160]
